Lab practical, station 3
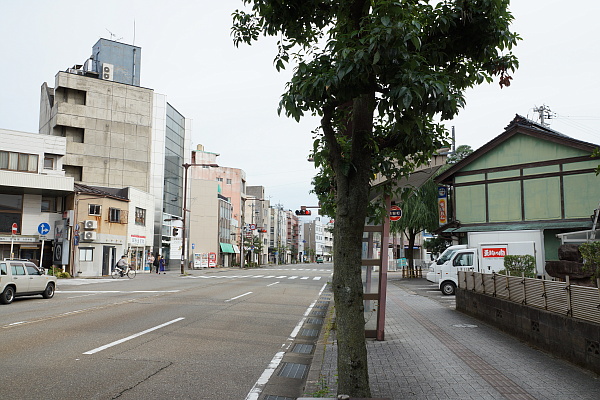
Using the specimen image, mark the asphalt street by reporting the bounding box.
[0,264,332,399]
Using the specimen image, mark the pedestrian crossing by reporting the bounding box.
[260,268,331,272]
[182,274,326,281]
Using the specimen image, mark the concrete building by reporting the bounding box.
[189,145,244,266]
[0,128,73,267]
[286,210,299,263]
[269,205,288,264]
[39,38,191,271]
[246,186,270,265]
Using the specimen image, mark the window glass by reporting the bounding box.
[41,196,56,212]
[11,264,25,275]
[79,248,93,261]
[135,207,146,226]
[28,154,38,172]
[44,157,54,169]
[0,263,6,275]
[109,208,121,222]
[25,264,41,275]
[0,151,8,169]
[89,204,101,216]
[8,152,18,170]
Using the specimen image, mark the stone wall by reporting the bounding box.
[456,288,600,375]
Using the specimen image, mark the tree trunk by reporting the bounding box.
[330,94,373,397]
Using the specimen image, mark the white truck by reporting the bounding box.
[434,230,545,296]
[425,245,467,284]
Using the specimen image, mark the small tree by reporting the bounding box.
[393,178,439,276]
[578,241,600,283]
[424,237,451,257]
[501,255,535,278]
[447,144,474,164]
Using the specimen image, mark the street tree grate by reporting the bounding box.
[300,328,319,337]
[307,318,324,324]
[292,343,314,354]
[278,362,308,379]
[264,396,294,400]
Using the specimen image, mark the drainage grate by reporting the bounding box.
[312,311,325,316]
[315,305,328,309]
[300,328,319,337]
[292,343,314,354]
[307,318,324,324]
[264,396,294,400]
[278,362,308,379]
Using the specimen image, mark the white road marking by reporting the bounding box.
[266,282,280,287]
[8,321,27,326]
[313,277,322,281]
[83,317,185,355]
[225,291,253,302]
[245,283,328,400]
[56,290,180,294]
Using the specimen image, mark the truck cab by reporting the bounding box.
[439,249,477,295]
[425,245,467,284]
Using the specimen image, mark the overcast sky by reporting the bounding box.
[1,1,599,212]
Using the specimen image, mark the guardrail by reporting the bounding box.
[458,271,600,325]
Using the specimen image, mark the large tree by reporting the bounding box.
[233,1,518,396]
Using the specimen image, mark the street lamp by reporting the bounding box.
[182,162,218,275]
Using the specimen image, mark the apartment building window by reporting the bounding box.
[0,194,22,234]
[226,179,232,185]
[89,204,101,216]
[0,151,38,173]
[43,157,55,170]
[41,196,57,213]
[135,207,146,226]
[216,177,223,182]
[109,208,121,223]
[79,248,93,262]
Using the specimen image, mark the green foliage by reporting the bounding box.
[424,237,451,255]
[48,267,71,279]
[578,241,600,281]
[503,255,536,278]
[447,144,474,164]
[233,0,520,217]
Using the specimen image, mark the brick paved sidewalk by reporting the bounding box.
[306,280,600,399]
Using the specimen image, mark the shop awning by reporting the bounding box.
[220,243,235,253]
[444,221,592,234]
[232,245,240,254]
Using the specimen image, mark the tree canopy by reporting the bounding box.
[233,1,518,396]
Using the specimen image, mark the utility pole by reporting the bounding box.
[533,105,554,127]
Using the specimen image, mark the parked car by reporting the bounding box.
[316,257,324,264]
[0,259,57,304]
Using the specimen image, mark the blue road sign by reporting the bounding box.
[38,222,51,235]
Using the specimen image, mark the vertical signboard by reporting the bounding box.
[438,186,448,225]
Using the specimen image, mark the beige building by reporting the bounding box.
[39,71,154,192]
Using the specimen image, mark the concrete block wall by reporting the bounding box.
[456,288,600,375]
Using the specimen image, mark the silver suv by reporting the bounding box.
[0,260,57,304]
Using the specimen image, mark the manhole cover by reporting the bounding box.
[292,344,314,354]
[300,328,319,337]
[278,362,308,379]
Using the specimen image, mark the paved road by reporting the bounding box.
[0,264,332,399]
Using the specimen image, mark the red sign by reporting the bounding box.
[390,206,402,221]
[11,223,17,235]
[482,247,507,258]
[438,198,447,225]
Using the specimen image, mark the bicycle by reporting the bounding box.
[112,266,136,279]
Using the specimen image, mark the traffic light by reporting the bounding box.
[172,227,179,236]
[295,209,311,216]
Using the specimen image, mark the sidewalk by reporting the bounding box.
[306,277,600,399]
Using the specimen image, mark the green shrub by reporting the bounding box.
[503,255,536,278]
[578,241,600,281]
[47,267,71,279]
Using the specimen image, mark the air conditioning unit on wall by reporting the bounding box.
[102,63,113,81]
[81,231,97,241]
[84,220,98,230]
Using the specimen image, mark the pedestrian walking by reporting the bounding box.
[154,254,160,274]
[147,254,155,272]
[159,256,166,274]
